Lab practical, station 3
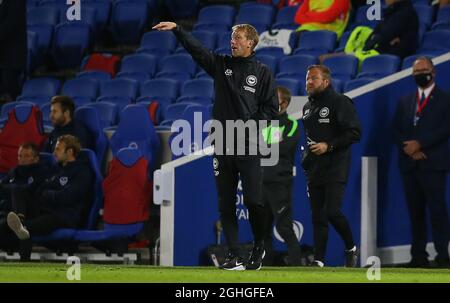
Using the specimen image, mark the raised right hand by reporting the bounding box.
[152,22,177,31]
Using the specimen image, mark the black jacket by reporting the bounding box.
[0,0,27,69]
[364,0,418,59]
[263,112,301,183]
[37,158,94,228]
[301,86,361,185]
[393,86,450,173]
[0,162,51,212]
[172,26,279,154]
[44,119,94,153]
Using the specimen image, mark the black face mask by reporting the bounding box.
[414,73,433,88]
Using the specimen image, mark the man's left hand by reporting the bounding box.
[310,142,328,155]
[403,140,421,156]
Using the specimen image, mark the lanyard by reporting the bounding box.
[416,87,434,116]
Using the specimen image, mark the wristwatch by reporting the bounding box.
[327,143,334,153]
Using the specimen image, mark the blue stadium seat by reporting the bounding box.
[97,96,132,111]
[119,53,158,78]
[192,30,217,50]
[194,5,236,31]
[272,5,299,30]
[110,104,160,168]
[256,54,279,74]
[323,55,359,82]
[26,31,39,73]
[39,102,52,127]
[77,70,112,83]
[165,0,199,18]
[436,5,450,23]
[331,78,343,93]
[110,0,149,44]
[176,79,214,104]
[52,22,91,69]
[344,77,376,92]
[276,54,318,79]
[155,54,197,82]
[138,78,180,102]
[416,30,450,55]
[137,31,178,57]
[86,102,119,127]
[164,102,201,123]
[216,31,232,50]
[255,47,286,59]
[72,96,93,107]
[294,30,337,56]
[357,55,401,79]
[19,77,61,100]
[235,4,275,33]
[413,4,434,29]
[116,71,150,84]
[75,106,108,166]
[335,31,351,52]
[83,0,111,32]
[170,104,211,159]
[275,78,302,96]
[27,6,59,51]
[61,78,99,100]
[0,102,34,126]
[100,78,139,101]
[72,147,148,244]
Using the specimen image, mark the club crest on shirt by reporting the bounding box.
[225,69,233,76]
[319,107,329,118]
[27,176,34,185]
[59,176,68,186]
[246,75,257,87]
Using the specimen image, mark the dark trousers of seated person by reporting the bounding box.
[10,187,69,260]
[11,187,69,236]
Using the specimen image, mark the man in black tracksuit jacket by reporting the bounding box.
[262,86,302,266]
[153,22,279,270]
[301,65,361,267]
[5,135,93,260]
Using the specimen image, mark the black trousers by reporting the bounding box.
[402,170,450,263]
[11,186,69,236]
[263,180,302,265]
[214,155,266,254]
[308,182,355,262]
[0,68,23,101]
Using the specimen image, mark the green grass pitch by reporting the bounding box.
[0,263,449,283]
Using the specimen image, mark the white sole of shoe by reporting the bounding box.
[7,212,30,240]
[223,264,245,271]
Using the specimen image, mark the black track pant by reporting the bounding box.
[263,180,302,265]
[0,68,23,100]
[308,182,355,262]
[214,155,266,254]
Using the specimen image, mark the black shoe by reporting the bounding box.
[220,252,245,271]
[345,247,359,267]
[246,245,266,270]
[405,258,430,268]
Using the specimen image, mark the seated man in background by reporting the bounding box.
[4,135,94,259]
[294,0,351,39]
[44,95,94,153]
[0,142,50,228]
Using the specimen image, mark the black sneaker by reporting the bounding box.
[246,245,265,270]
[7,212,30,240]
[345,247,359,267]
[220,252,245,271]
